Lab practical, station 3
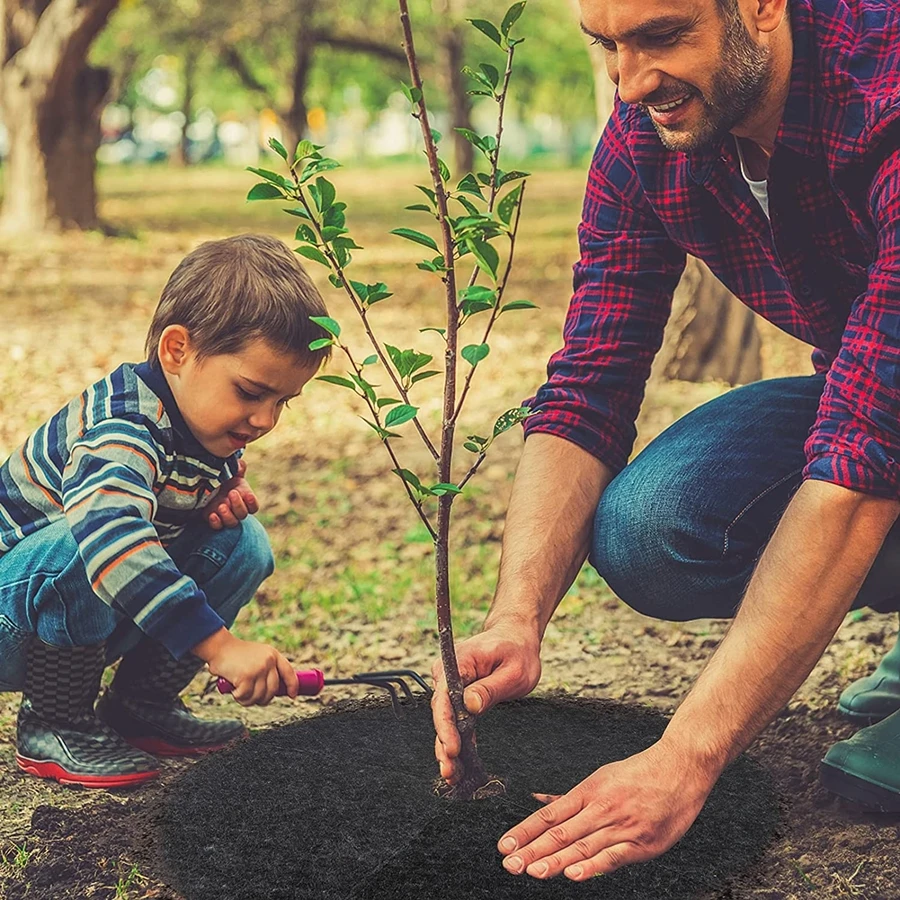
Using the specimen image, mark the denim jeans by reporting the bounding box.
[590,375,900,621]
[0,516,274,691]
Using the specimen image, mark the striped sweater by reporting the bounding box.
[0,362,242,659]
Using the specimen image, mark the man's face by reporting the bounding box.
[581,0,773,151]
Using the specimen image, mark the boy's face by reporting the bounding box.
[159,329,318,458]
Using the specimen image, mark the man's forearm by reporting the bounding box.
[663,479,900,775]
[487,433,613,639]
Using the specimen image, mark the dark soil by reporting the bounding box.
[2,692,900,899]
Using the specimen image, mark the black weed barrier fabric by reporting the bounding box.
[160,696,779,900]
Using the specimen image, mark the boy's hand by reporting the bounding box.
[206,459,259,530]
[192,628,299,705]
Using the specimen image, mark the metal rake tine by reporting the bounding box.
[325,677,404,716]
[354,673,416,705]
[354,670,433,698]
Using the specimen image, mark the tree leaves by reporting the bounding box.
[390,228,439,252]
[247,183,284,201]
[461,343,490,367]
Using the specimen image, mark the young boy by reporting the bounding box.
[0,234,330,788]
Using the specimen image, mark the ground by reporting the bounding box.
[0,165,898,899]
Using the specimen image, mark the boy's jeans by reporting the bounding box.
[0,516,274,692]
[591,375,900,620]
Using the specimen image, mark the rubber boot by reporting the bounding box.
[15,639,160,788]
[820,708,900,812]
[838,617,900,724]
[97,639,247,757]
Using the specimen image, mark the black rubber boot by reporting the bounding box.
[838,616,900,724]
[15,640,160,788]
[820,708,900,812]
[97,639,247,757]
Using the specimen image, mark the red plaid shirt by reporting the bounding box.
[524,0,900,497]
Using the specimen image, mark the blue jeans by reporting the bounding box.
[591,375,900,620]
[0,516,274,691]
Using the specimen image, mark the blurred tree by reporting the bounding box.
[433,0,474,173]
[0,0,118,233]
[566,0,760,385]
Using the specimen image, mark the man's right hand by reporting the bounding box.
[432,619,542,783]
[192,628,299,705]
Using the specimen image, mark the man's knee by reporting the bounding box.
[589,470,740,621]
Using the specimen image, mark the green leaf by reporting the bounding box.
[405,203,433,213]
[362,354,378,366]
[268,137,288,160]
[501,299,538,312]
[366,283,393,304]
[385,404,419,428]
[309,338,333,351]
[417,185,437,204]
[457,173,486,198]
[479,63,500,90]
[316,176,336,212]
[492,406,532,437]
[455,127,484,150]
[295,224,316,243]
[464,441,482,453]
[430,128,442,144]
[393,468,432,495]
[304,158,341,179]
[461,343,490,367]
[295,246,329,266]
[468,89,495,97]
[247,183,284,201]
[467,239,500,279]
[420,327,447,337]
[390,228,439,252]
[476,172,493,186]
[401,82,423,104]
[333,236,362,251]
[246,167,293,190]
[498,169,529,186]
[377,397,402,408]
[501,1,526,36]
[497,184,523,226]
[362,418,399,441]
[316,375,356,389]
[455,195,481,217]
[310,315,341,337]
[468,18,503,46]
[437,157,451,182]
[430,482,463,496]
[460,285,497,303]
[294,140,319,162]
[282,207,310,219]
[350,280,369,302]
[328,273,342,288]
[411,370,440,384]
[350,373,377,404]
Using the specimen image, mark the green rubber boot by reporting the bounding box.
[820,709,900,812]
[837,618,900,724]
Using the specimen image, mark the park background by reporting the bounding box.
[0,1,898,897]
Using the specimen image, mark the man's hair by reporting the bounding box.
[146,233,332,369]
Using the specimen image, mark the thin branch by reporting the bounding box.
[457,452,486,491]
[289,167,440,461]
[487,43,516,209]
[451,179,526,424]
[218,43,272,98]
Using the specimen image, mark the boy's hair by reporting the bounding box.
[146,234,332,369]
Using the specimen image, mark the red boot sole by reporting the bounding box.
[124,730,248,757]
[16,755,159,788]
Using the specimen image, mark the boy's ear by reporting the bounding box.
[157,325,192,374]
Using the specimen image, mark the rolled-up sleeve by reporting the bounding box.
[805,147,900,497]
[523,106,686,474]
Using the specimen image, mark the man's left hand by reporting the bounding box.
[497,740,715,880]
[206,459,259,529]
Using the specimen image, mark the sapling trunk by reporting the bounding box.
[246,0,531,804]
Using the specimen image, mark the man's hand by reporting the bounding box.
[206,459,259,530]
[432,619,542,783]
[497,740,714,880]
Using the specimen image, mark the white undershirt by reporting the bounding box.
[734,137,770,220]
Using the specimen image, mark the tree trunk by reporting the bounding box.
[173,48,196,167]
[567,0,761,386]
[284,0,318,152]
[435,0,473,174]
[0,63,109,233]
[655,258,762,384]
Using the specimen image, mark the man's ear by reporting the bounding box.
[157,324,192,375]
[750,0,788,34]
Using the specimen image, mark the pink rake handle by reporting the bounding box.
[216,668,325,697]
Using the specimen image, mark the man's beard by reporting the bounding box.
[645,10,773,152]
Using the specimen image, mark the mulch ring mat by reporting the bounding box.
[4,695,900,899]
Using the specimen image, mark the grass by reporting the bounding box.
[0,840,31,872]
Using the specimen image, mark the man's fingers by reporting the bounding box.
[498,790,587,859]
[564,843,640,880]
[207,512,223,530]
[532,792,562,805]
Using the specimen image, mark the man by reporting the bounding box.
[431,0,900,883]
